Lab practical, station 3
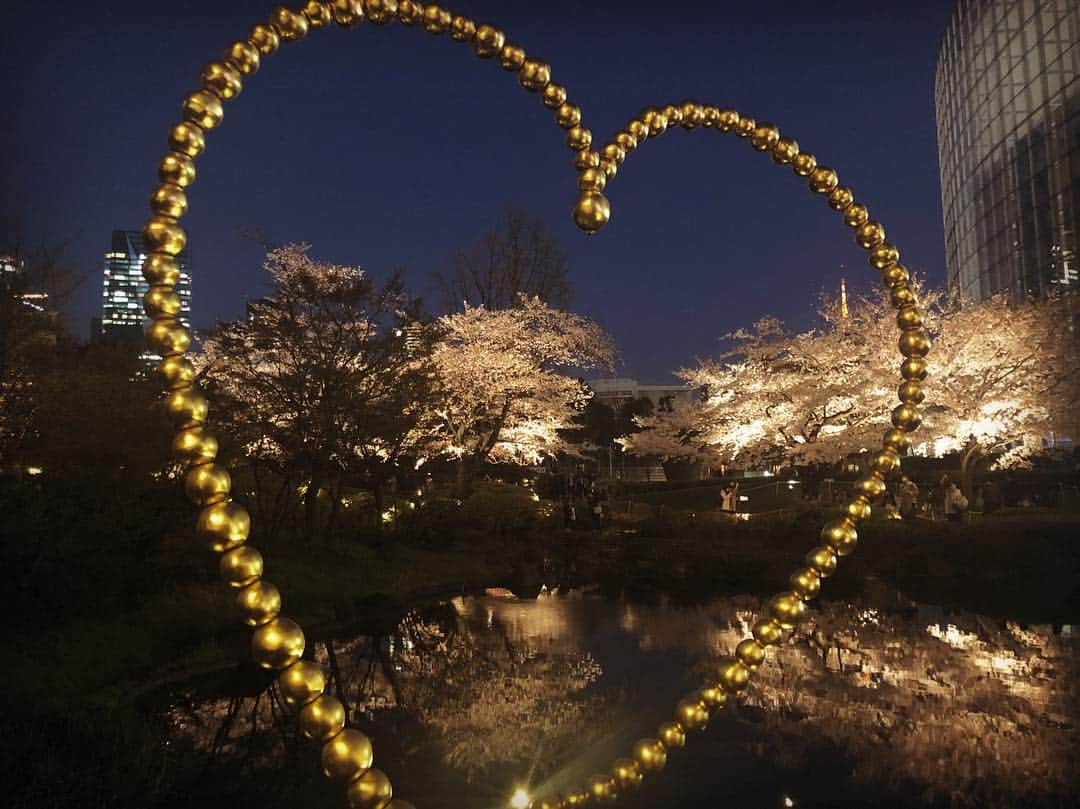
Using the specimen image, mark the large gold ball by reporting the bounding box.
[143,253,181,285]
[898,380,924,405]
[805,545,838,578]
[322,727,374,781]
[869,243,899,270]
[574,149,600,170]
[846,496,873,522]
[716,108,739,131]
[150,184,188,220]
[627,119,649,141]
[891,403,923,432]
[734,116,756,137]
[423,5,452,33]
[843,203,869,228]
[679,101,705,128]
[750,122,780,151]
[719,659,750,693]
[882,427,912,453]
[250,23,281,53]
[197,500,250,552]
[566,126,592,151]
[827,186,854,211]
[791,151,817,176]
[159,153,196,188]
[752,617,784,646]
[450,15,476,41]
[632,738,667,772]
[185,462,231,505]
[395,0,422,23]
[808,166,839,193]
[299,695,346,741]
[675,692,709,729]
[220,545,263,587]
[899,330,931,357]
[144,284,182,320]
[895,305,923,331]
[772,137,799,164]
[202,61,243,100]
[883,264,911,289]
[498,43,526,70]
[237,580,282,626]
[790,567,822,601]
[279,660,326,706]
[303,1,333,27]
[611,758,642,790]
[183,90,224,130]
[555,102,582,129]
[578,167,606,193]
[821,518,858,555]
[699,684,727,710]
[855,221,886,249]
[615,131,637,153]
[601,142,625,165]
[252,616,305,670]
[573,192,610,234]
[768,592,807,629]
[362,0,398,25]
[736,637,766,668]
[169,121,205,158]
[160,355,196,390]
[172,424,217,462]
[331,0,364,27]
[658,720,686,748]
[643,107,669,135]
[519,58,551,90]
[144,217,187,255]
[662,104,683,125]
[147,318,191,356]
[855,474,886,499]
[472,23,504,56]
[901,356,928,381]
[225,40,261,75]
[871,447,900,475]
[346,767,393,809]
[271,5,310,38]
[542,83,567,109]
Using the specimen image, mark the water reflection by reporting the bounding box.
[157,590,1077,808]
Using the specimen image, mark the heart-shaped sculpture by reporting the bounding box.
[140,2,930,807]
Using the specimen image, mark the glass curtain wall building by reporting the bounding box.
[935,0,1079,303]
[101,229,191,348]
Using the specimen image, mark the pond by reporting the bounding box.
[150,581,1078,809]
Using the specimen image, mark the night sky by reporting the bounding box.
[4,0,954,382]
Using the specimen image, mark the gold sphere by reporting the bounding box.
[574,149,600,170]
[202,61,242,100]
[423,5,452,33]
[901,356,928,381]
[772,137,799,164]
[871,447,899,475]
[750,122,781,151]
[843,203,869,228]
[160,355,196,389]
[827,186,854,211]
[611,758,642,790]
[643,107,669,135]
[322,727,374,781]
[736,637,766,668]
[627,119,649,141]
[450,15,476,41]
[846,496,873,522]
[271,6,311,39]
[869,243,899,270]
[808,166,839,193]
[898,330,931,357]
[555,102,582,128]
[144,284,182,319]
[498,43,526,70]
[252,616,305,670]
[896,305,923,331]
[790,567,822,601]
[346,767,393,808]
[855,221,886,249]
[143,253,181,285]
[225,40,261,75]
[303,1,333,27]
[518,58,551,90]
[542,83,567,109]
[197,500,250,552]
[702,105,720,127]
[150,184,188,220]
[699,684,727,710]
[719,659,750,693]
[566,126,591,151]
[237,579,282,626]
[662,104,683,125]
[183,90,224,130]
[158,153,196,189]
[331,0,364,27]
[855,474,886,499]
[578,167,606,193]
[299,695,346,741]
[768,592,807,629]
[805,545,838,578]
[882,427,912,454]
[752,617,784,646]
[396,0,423,24]
[734,116,756,137]
[615,131,637,153]
[891,285,917,309]
[891,403,922,432]
[597,157,617,179]
[171,424,217,462]
[716,108,739,132]
[146,318,191,356]
[656,721,682,743]
[898,380,924,405]
[168,121,205,158]
[791,151,817,177]
[679,101,705,128]
[185,462,231,505]
[144,216,187,255]
[587,774,616,803]
[361,0,398,25]
[601,142,626,165]
[883,265,911,288]
[280,660,326,706]
[472,23,504,56]
[220,545,263,587]
[250,23,281,53]
[632,738,667,772]
[821,518,858,556]
[573,192,610,234]
[675,693,709,730]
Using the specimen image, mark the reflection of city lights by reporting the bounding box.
[26,466,43,476]
[784,796,795,808]
[510,787,531,809]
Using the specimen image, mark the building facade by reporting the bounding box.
[587,377,695,412]
[100,230,191,346]
[935,0,1079,303]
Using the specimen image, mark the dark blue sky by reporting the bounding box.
[4,0,954,382]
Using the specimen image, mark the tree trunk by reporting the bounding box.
[372,482,385,531]
[454,456,476,499]
[304,472,323,545]
[960,442,980,501]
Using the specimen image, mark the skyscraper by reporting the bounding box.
[100,230,191,347]
[935,0,1079,303]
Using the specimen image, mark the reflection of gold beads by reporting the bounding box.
[827,186,854,210]
[252,616,305,670]
[299,695,347,741]
[144,216,187,255]
[186,463,231,505]
[750,123,780,151]
[855,221,886,249]
[237,580,282,626]
[675,695,709,729]
[891,403,922,432]
[322,728,374,781]
[158,153,196,188]
[612,758,642,790]
[821,518,857,555]
[719,659,750,692]
[346,767,393,808]
[169,122,206,158]
[736,637,766,668]
[220,545,263,587]
[791,151,816,176]
[805,545,838,577]
[279,660,326,705]
[769,592,807,628]
[225,40,261,75]
[196,500,250,551]
[271,6,310,40]
[901,356,928,380]
[159,355,196,389]
[573,192,610,233]
[632,738,667,772]
[150,184,188,219]
[752,617,784,645]
[519,58,551,90]
[898,381,924,405]
[202,62,243,100]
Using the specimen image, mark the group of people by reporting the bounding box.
[891,474,969,521]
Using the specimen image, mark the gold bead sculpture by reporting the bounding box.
[141,4,930,805]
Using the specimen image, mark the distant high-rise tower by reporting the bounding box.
[100,230,191,346]
[839,276,849,320]
[935,0,1079,303]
